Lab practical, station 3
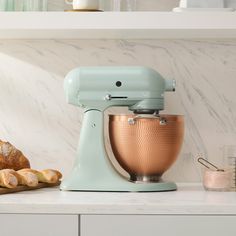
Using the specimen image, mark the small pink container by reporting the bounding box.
[203,169,233,191]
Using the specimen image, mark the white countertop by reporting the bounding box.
[0,183,236,215]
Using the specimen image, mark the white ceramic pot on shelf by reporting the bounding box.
[65,0,99,10]
[179,0,224,8]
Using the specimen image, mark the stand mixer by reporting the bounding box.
[60,66,184,192]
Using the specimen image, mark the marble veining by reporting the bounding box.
[0,39,235,183]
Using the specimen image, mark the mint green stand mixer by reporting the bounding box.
[61,66,181,192]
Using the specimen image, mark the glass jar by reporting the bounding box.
[40,0,48,11]
[111,0,121,11]
[24,0,39,11]
[24,0,47,11]
[7,0,14,10]
[223,145,236,190]
[123,0,136,11]
[110,0,136,11]
[203,169,233,191]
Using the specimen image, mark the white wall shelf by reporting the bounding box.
[0,12,236,39]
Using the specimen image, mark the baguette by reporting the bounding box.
[0,169,18,188]
[20,169,62,183]
[39,169,62,183]
[16,169,38,187]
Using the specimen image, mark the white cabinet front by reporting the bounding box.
[81,215,236,236]
[0,214,78,236]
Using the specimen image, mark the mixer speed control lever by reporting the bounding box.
[104,94,128,101]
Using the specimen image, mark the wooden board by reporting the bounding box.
[0,182,60,195]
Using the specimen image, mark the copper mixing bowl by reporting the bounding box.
[109,114,184,182]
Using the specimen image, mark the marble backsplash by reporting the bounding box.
[0,39,236,182]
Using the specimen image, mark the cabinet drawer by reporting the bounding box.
[81,215,236,236]
[0,214,78,236]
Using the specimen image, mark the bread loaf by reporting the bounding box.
[0,140,30,170]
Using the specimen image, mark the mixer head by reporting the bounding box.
[64,66,175,113]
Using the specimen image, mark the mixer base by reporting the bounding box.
[130,174,162,183]
[60,168,177,192]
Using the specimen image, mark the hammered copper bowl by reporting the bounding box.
[109,114,184,181]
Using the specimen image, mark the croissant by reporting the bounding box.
[20,169,62,183]
[0,169,18,188]
[0,140,30,170]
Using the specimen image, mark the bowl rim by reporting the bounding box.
[109,114,184,122]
